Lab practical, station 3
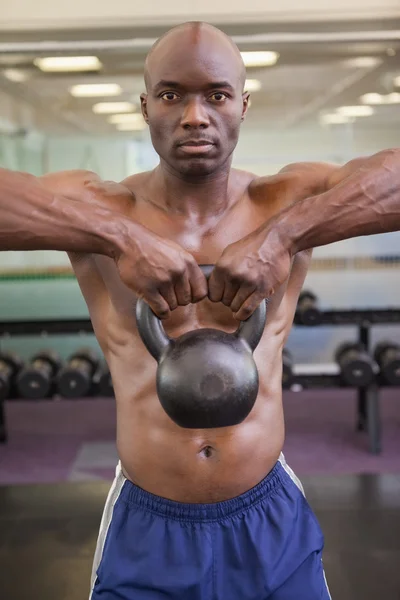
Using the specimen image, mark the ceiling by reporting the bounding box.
[0,19,399,136]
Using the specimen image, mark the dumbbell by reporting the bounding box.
[296,291,322,326]
[56,348,99,398]
[335,342,376,387]
[374,341,400,386]
[0,352,24,401]
[16,350,62,400]
[96,363,114,397]
[282,348,294,388]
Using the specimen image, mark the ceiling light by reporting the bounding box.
[244,79,262,92]
[361,92,400,105]
[343,57,382,68]
[3,68,28,82]
[386,92,400,104]
[116,122,147,131]
[70,83,122,97]
[360,93,385,105]
[320,113,351,125]
[108,113,145,125]
[241,51,279,68]
[337,105,374,117]
[93,101,136,114]
[34,56,102,72]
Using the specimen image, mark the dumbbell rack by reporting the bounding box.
[0,319,93,443]
[0,309,399,452]
[293,306,400,454]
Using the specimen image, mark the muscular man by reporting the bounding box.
[1,22,399,600]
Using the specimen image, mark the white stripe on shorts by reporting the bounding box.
[89,462,126,599]
[278,453,332,599]
[278,452,305,495]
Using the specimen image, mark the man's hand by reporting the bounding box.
[115,225,208,320]
[208,226,292,320]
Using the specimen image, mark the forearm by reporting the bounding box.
[276,149,400,253]
[0,168,128,256]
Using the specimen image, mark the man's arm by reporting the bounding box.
[209,148,400,319]
[0,168,207,318]
[0,168,134,255]
[278,148,400,253]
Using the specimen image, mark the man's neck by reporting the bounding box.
[151,161,235,220]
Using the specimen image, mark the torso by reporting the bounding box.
[68,166,325,502]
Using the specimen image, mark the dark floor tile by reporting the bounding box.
[3,516,99,558]
[0,481,109,520]
[324,550,400,600]
[316,509,400,551]
[0,554,93,600]
[303,473,400,510]
[321,552,353,600]
[0,519,19,549]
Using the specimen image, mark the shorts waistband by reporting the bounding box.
[119,460,286,522]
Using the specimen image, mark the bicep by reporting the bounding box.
[39,170,100,201]
[39,170,134,214]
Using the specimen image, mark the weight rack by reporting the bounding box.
[0,306,399,453]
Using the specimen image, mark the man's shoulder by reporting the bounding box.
[247,161,340,204]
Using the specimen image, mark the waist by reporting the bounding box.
[118,457,289,521]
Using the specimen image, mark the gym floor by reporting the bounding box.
[0,473,399,600]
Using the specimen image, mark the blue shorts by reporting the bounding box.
[90,455,331,599]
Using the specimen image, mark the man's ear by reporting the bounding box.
[140,93,149,123]
[241,92,250,121]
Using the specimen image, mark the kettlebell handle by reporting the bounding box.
[136,265,267,362]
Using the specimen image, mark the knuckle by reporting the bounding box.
[173,262,187,276]
[157,272,171,285]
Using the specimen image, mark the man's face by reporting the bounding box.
[141,32,249,178]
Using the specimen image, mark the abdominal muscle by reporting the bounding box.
[110,326,286,504]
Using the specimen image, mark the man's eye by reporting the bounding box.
[161,92,179,101]
[210,93,227,102]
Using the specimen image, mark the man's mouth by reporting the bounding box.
[177,140,215,154]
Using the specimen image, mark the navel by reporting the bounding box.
[198,445,215,458]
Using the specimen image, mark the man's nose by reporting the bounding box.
[180,98,210,129]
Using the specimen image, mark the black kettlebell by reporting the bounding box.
[136,265,267,429]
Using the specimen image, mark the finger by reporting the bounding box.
[230,282,257,314]
[221,279,241,307]
[208,269,225,303]
[233,292,265,321]
[157,281,179,312]
[188,263,208,303]
[174,271,192,306]
[146,293,171,320]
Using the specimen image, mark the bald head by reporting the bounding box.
[144,22,246,91]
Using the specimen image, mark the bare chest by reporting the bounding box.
[93,197,268,336]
